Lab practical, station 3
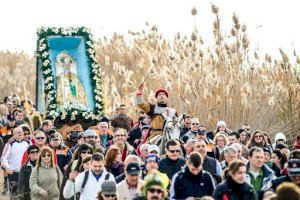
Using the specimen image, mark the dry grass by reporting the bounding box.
[0,5,299,141]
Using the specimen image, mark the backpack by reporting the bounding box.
[80,171,110,193]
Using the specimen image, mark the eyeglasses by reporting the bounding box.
[81,150,92,155]
[148,188,163,194]
[254,135,263,138]
[51,138,59,141]
[104,194,116,198]
[29,150,39,154]
[191,123,199,126]
[42,154,51,158]
[245,128,251,131]
[85,136,97,139]
[168,149,180,153]
[36,137,45,140]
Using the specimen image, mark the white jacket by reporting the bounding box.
[63,168,115,200]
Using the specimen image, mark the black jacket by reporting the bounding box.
[271,175,300,190]
[170,167,215,199]
[213,177,255,200]
[158,156,186,180]
[18,160,36,200]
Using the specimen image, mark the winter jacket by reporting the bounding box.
[158,156,186,180]
[29,165,63,200]
[50,144,72,174]
[245,163,276,199]
[106,163,124,178]
[18,160,36,200]
[117,179,144,200]
[271,175,300,191]
[169,167,215,199]
[213,177,255,200]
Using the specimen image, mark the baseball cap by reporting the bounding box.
[145,154,160,163]
[101,181,117,195]
[49,133,60,141]
[198,128,206,135]
[126,162,141,175]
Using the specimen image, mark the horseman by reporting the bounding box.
[135,83,177,142]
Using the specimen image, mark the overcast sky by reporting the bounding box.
[0,0,299,58]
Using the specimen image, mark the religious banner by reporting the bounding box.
[36,27,104,122]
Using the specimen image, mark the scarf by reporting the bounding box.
[41,161,51,169]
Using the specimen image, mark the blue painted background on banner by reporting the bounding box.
[46,36,95,111]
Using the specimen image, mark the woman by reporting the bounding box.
[60,143,93,200]
[213,160,255,200]
[105,146,124,177]
[29,146,63,200]
[246,130,270,149]
[213,132,229,160]
[272,149,287,176]
[263,147,281,177]
[81,155,92,171]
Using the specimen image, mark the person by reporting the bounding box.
[1,127,29,199]
[170,152,215,199]
[0,114,17,144]
[29,146,63,200]
[179,115,191,138]
[97,122,110,147]
[108,128,135,162]
[245,147,276,199]
[231,143,248,162]
[227,131,248,158]
[246,130,271,150]
[263,147,281,177]
[105,146,124,177]
[17,145,39,200]
[238,128,249,146]
[34,131,47,149]
[180,117,200,143]
[212,132,229,160]
[135,83,177,141]
[137,143,150,163]
[133,172,168,200]
[213,160,255,200]
[148,145,160,155]
[117,162,144,200]
[275,181,300,200]
[115,155,141,183]
[36,120,54,137]
[97,181,119,200]
[271,149,300,190]
[184,139,195,157]
[272,132,286,150]
[135,125,151,151]
[60,143,93,200]
[292,133,300,150]
[48,133,72,174]
[84,129,105,154]
[0,103,8,127]
[158,139,185,180]
[193,139,222,183]
[220,146,238,170]
[271,149,287,176]
[69,132,85,154]
[215,120,230,135]
[127,116,149,146]
[63,153,115,200]
[111,104,133,132]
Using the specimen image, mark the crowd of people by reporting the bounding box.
[0,85,300,200]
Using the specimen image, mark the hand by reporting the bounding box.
[5,169,13,175]
[186,197,195,200]
[69,171,77,181]
[39,189,48,197]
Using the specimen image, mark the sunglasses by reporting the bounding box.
[168,149,180,153]
[85,136,97,139]
[24,132,30,135]
[254,135,263,138]
[29,150,39,154]
[104,194,116,198]
[148,188,163,194]
[42,154,51,158]
[191,123,199,125]
[81,150,92,154]
[51,138,60,141]
[36,137,45,140]
[115,134,126,137]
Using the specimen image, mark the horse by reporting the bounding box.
[149,115,184,155]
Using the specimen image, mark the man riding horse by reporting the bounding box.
[135,83,177,143]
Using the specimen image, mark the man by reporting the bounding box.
[14,109,25,125]
[170,152,215,199]
[180,117,200,143]
[116,155,141,183]
[0,103,8,127]
[49,133,72,173]
[1,127,29,199]
[69,132,85,154]
[128,116,149,145]
[135,83,177,141]
[139,143,150,163]
[17,145,39,200]
[36,119,54,136]
[84,129,105,154]
[184,139,195,157]
[97,121,111,147]
[158,139,185,180]
[220,146,238,169]
[179,115,191,138]
[245,147,276,199]
[111,104,133,132]
[133,173,168,200]
[271,149,300,190]
[144,154,160,175]
[117,162,144,200]
[0,114,17,144]
[231,143,248,162]
[64,153,115,200]
[193,139,222,183]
